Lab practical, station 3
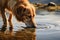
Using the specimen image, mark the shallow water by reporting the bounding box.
[0,10,60,40]
[36,10,60,40]
[36,10,60,30]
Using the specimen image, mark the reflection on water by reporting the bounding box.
[0,28,36,40]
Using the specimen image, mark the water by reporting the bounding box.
[36,9,60,30]
[36,9,60,40]
[0,9,60,40]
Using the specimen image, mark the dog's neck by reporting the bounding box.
[17,0,28,2]
[17,0,30,6]
[8,0,30,10]
[17,0,29,4]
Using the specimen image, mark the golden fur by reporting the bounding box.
[0,0,36,32]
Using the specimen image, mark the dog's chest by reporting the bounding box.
[8,0,17,9]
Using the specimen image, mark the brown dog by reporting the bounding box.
[0,0,36,32]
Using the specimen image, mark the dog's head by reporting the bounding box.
[13,0,36,28]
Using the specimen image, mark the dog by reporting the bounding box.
[0,0,36,32]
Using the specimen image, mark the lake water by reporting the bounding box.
[36,9,60,40]
[0,9,60,40]
[36,9,60,29]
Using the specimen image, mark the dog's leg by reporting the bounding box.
[1,8,7,32]
[8,13,13,32]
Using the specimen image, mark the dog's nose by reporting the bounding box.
[31,25,36,28]
[25,22,36,28]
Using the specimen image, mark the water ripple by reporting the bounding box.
[37,22,60,30]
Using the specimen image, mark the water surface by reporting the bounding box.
[0,9,60,40]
